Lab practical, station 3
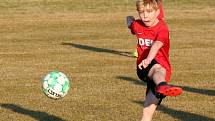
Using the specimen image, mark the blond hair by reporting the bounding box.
[136,0,160,11]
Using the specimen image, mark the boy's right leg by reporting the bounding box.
[148,64,182,97]
[156,83,182,96]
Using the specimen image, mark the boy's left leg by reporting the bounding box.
[141,90,159,121]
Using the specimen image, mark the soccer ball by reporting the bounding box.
[42,71,70,99]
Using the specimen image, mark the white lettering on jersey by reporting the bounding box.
[138,38,153,47]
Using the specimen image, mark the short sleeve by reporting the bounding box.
[130,20,143,35]
[130,21,137,35]
[156,27,169,45]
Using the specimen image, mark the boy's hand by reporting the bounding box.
[126,16,135,28]
[138,59,151,70]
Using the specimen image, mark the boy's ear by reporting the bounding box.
[156,9,160,18]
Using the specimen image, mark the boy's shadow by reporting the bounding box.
[117,76,215,96]
[118,76,215,121]
[133,100,215,121]
[61,42,132,57]
[0,103,65,121]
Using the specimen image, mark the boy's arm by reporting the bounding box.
[138,41,163,69]
[126,16,135,29]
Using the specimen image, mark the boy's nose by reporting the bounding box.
[144,12,149,18]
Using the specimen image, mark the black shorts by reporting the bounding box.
[137,60,157,95]
[136,60,165,105]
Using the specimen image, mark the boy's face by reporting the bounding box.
[137,4,160,27]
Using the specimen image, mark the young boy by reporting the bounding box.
[128,0,164,58]
[127,0,183,121]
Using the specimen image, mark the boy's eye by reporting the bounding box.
[146,9,153,12]
[138,9,153,13]
[138,11,144,14]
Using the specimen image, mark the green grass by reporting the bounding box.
[0,0,215,121]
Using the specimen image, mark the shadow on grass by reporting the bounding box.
[117,75,215,96]
[178,85,215,96]
[61,42,132,57]
[117,75,146,86]
[0,103,65,121]
[133,100,215,121]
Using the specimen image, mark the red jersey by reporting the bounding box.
[130,20,171,82]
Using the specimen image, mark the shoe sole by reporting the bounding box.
[157,87,183,97]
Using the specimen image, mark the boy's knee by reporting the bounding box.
[152,64,166,75]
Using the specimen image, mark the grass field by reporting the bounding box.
[0,0,215,121]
